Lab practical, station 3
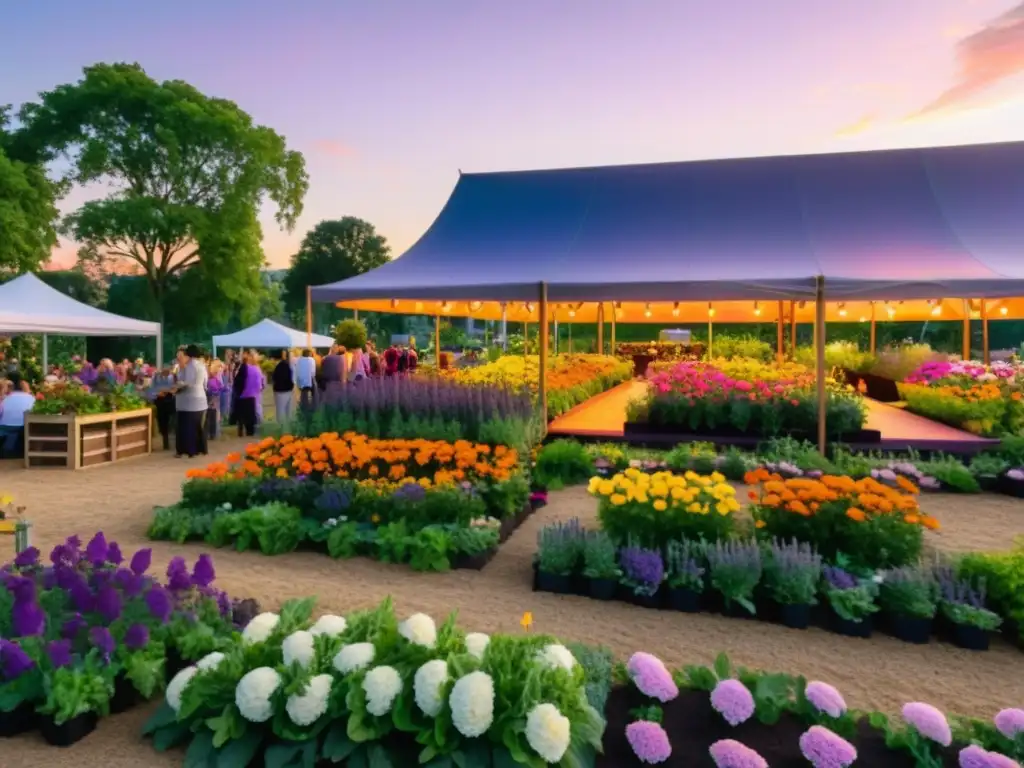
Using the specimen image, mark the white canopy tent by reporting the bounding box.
[0,272,163,368]
[211,319,334,356]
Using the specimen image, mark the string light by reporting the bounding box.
[708,302,715,318]
[753,301,761,317]
[1000,306,1009,316]
[525,302,534,314]
[390,299,399,309]
[671,302,680,317]
[644,303,653,318]
[886,303,895,319]
[414,301,423,312]
[859,316,867,323]
[930,300,942,317]
[837,302,847,318]
[442,302,452,313]
[469,301,482,312]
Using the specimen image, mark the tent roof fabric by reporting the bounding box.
[211,319,334,350]
[310,141,1024,304]
[0,272,161,336]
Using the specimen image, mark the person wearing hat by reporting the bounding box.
[173,344,209,457]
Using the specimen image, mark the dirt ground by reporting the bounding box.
[2,442,1024,767]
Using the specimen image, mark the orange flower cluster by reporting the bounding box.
[743,467,939,530]
[185,433,520,486]
[932,382,1005,403]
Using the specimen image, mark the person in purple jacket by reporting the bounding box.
[233,351,263,436]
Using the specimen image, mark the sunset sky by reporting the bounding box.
[3,0,1024,269]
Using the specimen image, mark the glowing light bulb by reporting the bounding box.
[859,316,867,323]
[671,302,680,317]
[469,301,482,311]
[414,301,423,311]
[644,303,652,318]
[837,302,847,318]
[708,308,716,318]
[930,305,942,317]
[1001,306,1008,316]
[753,302,761,317]
[442,302,452,313]
[568,309,576,318]
[886,307,895,319]
[390,299,399,309]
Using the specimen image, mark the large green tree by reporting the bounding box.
[0,107,60,276]
[13,62,308,322]
[282,216,390,326]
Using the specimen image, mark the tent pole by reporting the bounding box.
[42,334,49,373]
[789,301,796,359]
[610,310,616,354]
[524,322,529,355]
[815,276,827,455]
[305,286,313,349]
[553,315,559,355]
[538,282,549,426]
[500,303,508,352]
[962,299,971,359]
[568,322,573,354]
[597,303,604,354]
[869,303,876,355]
[156,328,163,368]
[434,315,441,366]
[354,309,359,322]
[708,315,714,358]
[776,301,784,363]
[982,299,990,365]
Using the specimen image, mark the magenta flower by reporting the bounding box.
[959,744,1020,768]
[625,720,672,764]
[903,702,952,746]
[711,679,755,726]
[995,708,1024,739]
[709,739,768,768]
[805,681,847,718]
[799,726,857,768]
[627,652,679,703]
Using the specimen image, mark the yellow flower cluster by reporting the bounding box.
[588,468,740,517]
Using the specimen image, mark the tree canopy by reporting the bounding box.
[0,107,60,276]
[13,62,309,319]
[282,216,390,322]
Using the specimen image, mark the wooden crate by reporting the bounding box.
[24,408,153,469]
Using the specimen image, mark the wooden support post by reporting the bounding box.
[982,299,990,365]
[776,300,784,363]
[789,300,797,359]
[434,315,441,366]
[815,277,827,455]
[962,299,971,359]
[597,303,604,354]
[708,317,714,358]
[610,310,616,353]
[869,303,877,355]
[538,283,549,425]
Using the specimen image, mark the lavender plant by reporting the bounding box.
[762,539,821,606]
[706,539,762,614]
[619,546,665,597]
[664,539,705,593]
[878,566,938,619]
[822,566,878,623]
[536,519,584,576]
[582,530,621,580]
[935,568,1003,631]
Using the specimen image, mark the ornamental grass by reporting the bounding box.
[744,467,935,570]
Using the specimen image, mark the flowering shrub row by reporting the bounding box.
[901,359,1024,437]
[143,597,606,768]
[629,360,867,438]
[0,534,245,743]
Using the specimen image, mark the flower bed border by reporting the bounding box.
[621,422,882,448]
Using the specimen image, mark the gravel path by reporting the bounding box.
[2,443,1024,766]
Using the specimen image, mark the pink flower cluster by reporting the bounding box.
[626,652,679,703]
[902,702,952,746]
[959,744,1021,768]
[799,726,857,767]
[647,362,803,404]
[625,721,672,764]
[709,739,767,768]
[906,359,1024,385]
[711,679,756,726]
[805,681,847,719]
[995,708,1024,739]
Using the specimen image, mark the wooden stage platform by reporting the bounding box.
[547,381,999,455]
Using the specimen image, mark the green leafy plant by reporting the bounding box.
[878,566,938,619]
[536,520,583,576]
[706,540,762,614]
[408,526,452,572]
[762,539,821,606]
[38,655,112,725]
[664,539,705,592]
[333,318,368,350]
[582,530,621,580]
[533,439,594,489]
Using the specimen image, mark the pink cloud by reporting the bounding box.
[311,139,356,158]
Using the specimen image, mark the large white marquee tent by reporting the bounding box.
[211,319,334,355]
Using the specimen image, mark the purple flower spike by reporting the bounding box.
[107,542,123,566]
[124,623,150,650]
[0,639,35,680]
[959,744,1020,768]
[66,534,82,550]
[805,681,847,718]
[166,557,191,591]
[625,720,672,764]
[46,639,73,669]
[89,626,115,657]
[711,679,755,726]
[709,739,768,768]
[62,613,87,640]
[799,726,857,768]
[114,568,143,597]
[85,532,109,566]
[96,584,123,623]
[129,548,152,576]
[994,708,1024,740]
[14,547,40,568]
[626,652,679,703]
[68,577,94,613]
[12,596,46,638]
[145,585,172,623]
[191,554,216,588]
[903,702,952,746]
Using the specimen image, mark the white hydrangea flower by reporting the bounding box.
[398,613,437,648]
[309,614,347,638]
[241,612,280,644]
[525,703,571,763]
[235,667,282,723]
[536,644,576,672]
[449,671,495,738]
[363,665,403,717]
[334,642,375,674]
[413,659,449,717]
[166,666,198,713]
[282,630,316,668]
[196,652,225,672]
[286,674,333,726]
[465,632,490,660]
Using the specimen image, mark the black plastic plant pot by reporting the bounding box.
[831,611,873,639]
[720,597,756,620]
[886,614,932,645]
[40,711,98,747]
[0,703,37,738]
[667,587,701,613]
[977,475,999,493]
[952,623,990,651]
[452,551,493,570]
[536,570,572,594]
[589,577,618,601]
[778,603,812,630]
[109,673,144,714]
[629,591,663,610]
[998,476,1024,499]
[570,574,589,597]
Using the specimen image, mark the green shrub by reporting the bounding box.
[534,439,594,489]
[710,334,774,362]
[957,540,1024,645]
[333,318,368,349]
[795,341,876,373]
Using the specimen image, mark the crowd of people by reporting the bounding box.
[0,339,420,460]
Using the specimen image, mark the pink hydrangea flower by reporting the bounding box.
[903,702,952,746]
[959,744,1021,768]
[626,652,679,703]
[995,708,1024,739]
[711,679,755,726]
[799,725,858,768]
[625,720,672,764]
[805,681,847,718]
[709,739,768,768]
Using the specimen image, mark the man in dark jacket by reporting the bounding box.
[271,350,295,424]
